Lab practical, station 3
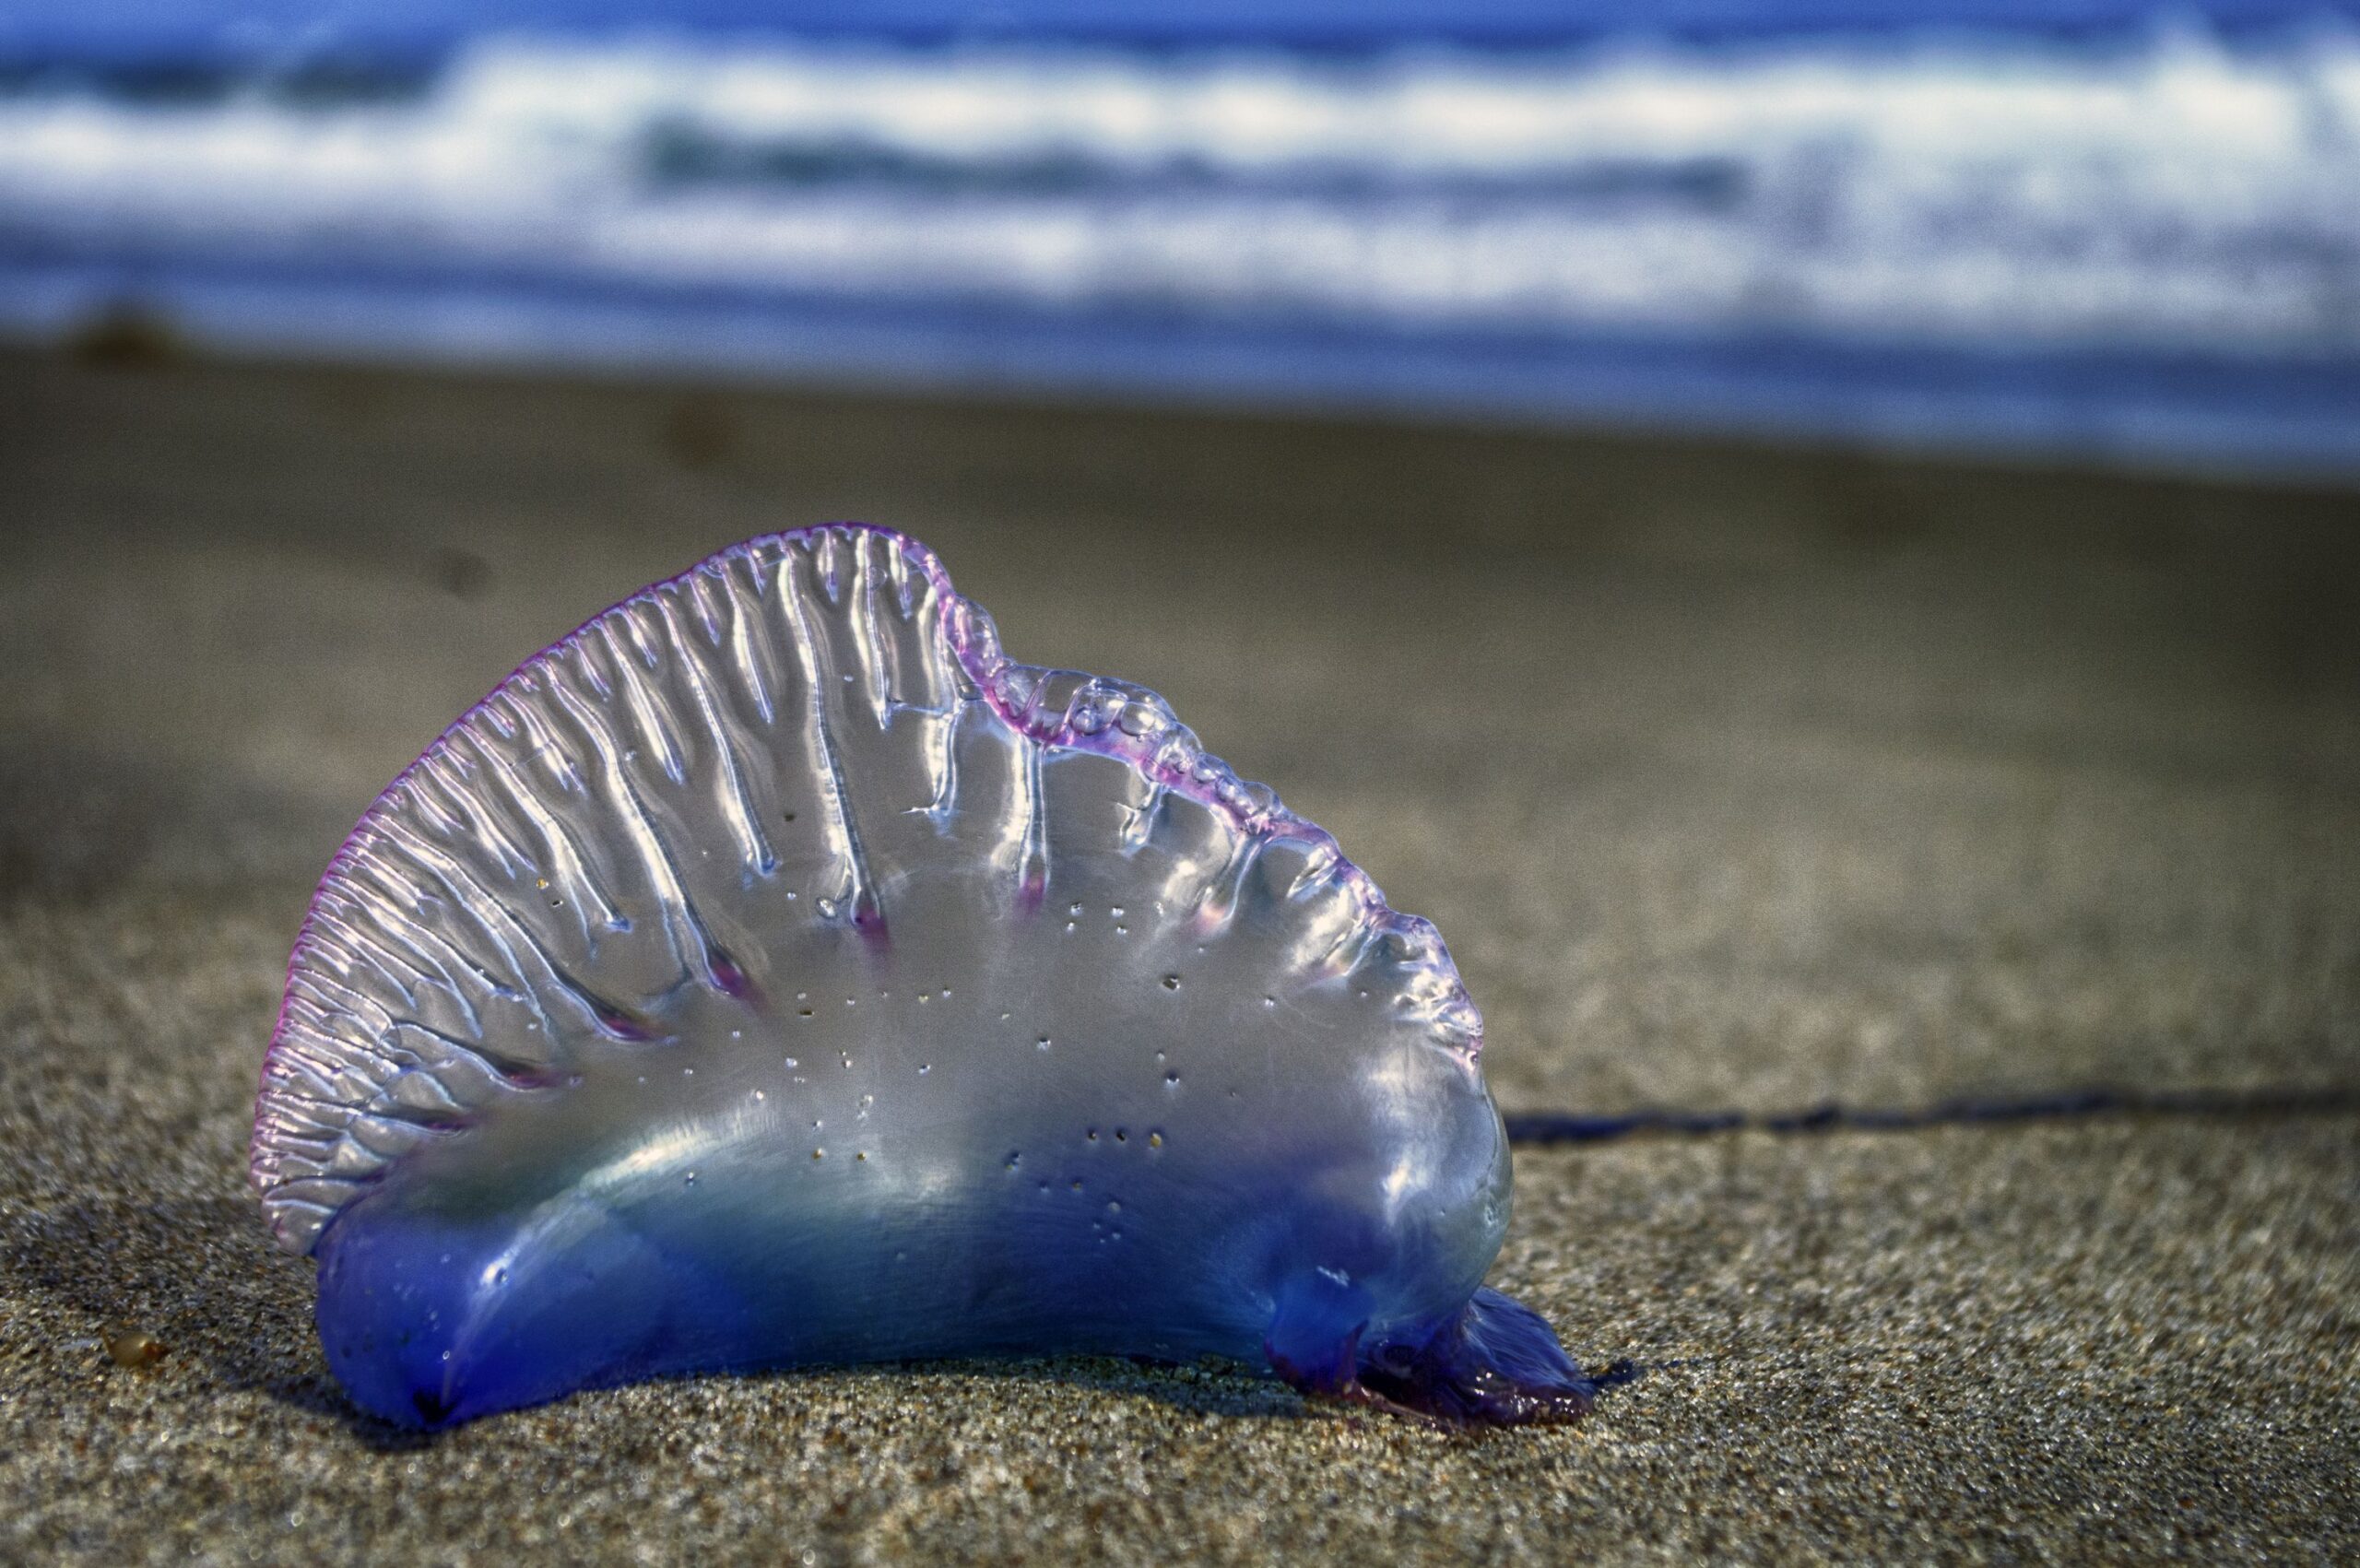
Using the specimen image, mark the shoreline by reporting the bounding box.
[14,262,2360,492]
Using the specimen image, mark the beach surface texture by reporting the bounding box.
[1,346,2354,1562]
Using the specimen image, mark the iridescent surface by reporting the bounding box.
[251,525,1596,1428]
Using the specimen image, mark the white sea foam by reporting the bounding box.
[3,27,2357,353]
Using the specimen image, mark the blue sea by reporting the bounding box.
[4,1,2357,477]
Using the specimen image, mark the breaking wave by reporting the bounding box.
[4,20,2358,471]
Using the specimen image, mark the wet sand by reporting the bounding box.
[1,345,2354,1562]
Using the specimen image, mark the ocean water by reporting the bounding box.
[3,2,2357,477]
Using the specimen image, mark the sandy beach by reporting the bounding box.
[1,343,2354,1562]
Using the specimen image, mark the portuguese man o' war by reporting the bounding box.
[251,525,1602,1429]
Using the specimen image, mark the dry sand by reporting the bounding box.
[1,346,2354,1562]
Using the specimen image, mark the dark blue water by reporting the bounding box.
[8,1,2355,53]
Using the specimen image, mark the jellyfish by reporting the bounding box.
[251,525,1600,1428]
